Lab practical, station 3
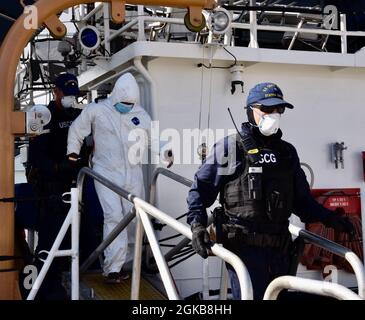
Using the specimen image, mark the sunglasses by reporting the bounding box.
[251,104,285,114]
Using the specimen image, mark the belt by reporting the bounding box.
[226,217,289,235]
[223,224,292,250]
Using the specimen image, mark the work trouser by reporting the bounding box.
[225,246,290,300]
[222,226,292,300]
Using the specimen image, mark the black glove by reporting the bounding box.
[325,208,356,238]
[58,153,81,177]
[67,153,81,163]
[191,223,211,259]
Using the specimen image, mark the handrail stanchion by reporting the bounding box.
[137,206,180,299]
[340,14,347,54]
[70,188,80,300]
[219,260,229,300]
[131,211,144,300]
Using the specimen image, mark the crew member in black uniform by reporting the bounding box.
[27,73,87,299]
[187,82,355,300]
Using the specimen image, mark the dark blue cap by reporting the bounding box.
[55,73,80,96]
[246,82,293,109]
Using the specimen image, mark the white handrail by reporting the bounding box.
[264,276,362,300]
[27,188,79,300]
[132,197,254,300]
[136,206,180,299]
[289,224,365,299]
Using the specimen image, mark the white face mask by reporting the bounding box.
[258,113,281,136]
[61,96,76,108]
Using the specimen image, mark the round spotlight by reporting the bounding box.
[207,8,232,35]
[78,26,101,51]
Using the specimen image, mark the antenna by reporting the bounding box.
[227,107,244,139]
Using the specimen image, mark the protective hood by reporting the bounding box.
[109,73,139,106]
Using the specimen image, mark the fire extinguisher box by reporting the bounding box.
[301,188,363,272]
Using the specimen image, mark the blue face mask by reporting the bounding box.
[114,102,134,113]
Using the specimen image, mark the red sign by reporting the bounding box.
[311,188,361,218]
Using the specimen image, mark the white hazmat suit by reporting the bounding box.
[67,73,151,275]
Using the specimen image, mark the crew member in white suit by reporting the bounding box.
[67,73,151,283]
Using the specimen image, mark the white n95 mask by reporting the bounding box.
[258,113,281,136]
[61,96,76,108]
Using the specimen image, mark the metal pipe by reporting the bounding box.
[88,66,138,90]
[147,167,193,272]
[144,16,185,25]
[289,224,365,299]
[104,19,139,43]
[219,258,228,300]
[137,207,180,300]
[149,167,193,205]
[81,4,103,22]
[77,167,135,203]
[80,209,136,273]
[249,0,258,48]
[133,197,253,300]
[264,276,362,300]
[340,14,347,54]
[288,18,304,50]
[230,22,365,38]
[54,250,75,257]
[133,56,156,119]
[70,188,80,300]
[202,258,210,299]
[138,6,146,41]
[103,4,111,55]
[131,213,144,299]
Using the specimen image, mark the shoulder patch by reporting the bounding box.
[131,117,140,125]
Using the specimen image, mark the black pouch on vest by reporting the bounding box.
[212,206,227,244]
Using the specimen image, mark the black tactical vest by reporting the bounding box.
[222,133,295,227]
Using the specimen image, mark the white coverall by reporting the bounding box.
[67,73,151,275]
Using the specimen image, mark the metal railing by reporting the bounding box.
[27,188,80,300]
[264,275,362,300]
[147,167,195,270]
[131,196,253,300]
[289,224,365,299]
[28,167,252,300]
[147,167,230,300]
[77,168,136,273]
[78,3,365,55]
